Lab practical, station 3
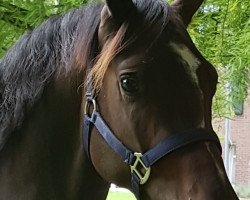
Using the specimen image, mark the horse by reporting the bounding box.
[0,0,239,199]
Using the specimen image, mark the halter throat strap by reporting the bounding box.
[83,94,221,199]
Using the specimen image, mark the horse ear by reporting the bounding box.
[171,0,204,27]
[105,0,136,23]
[99,0,134,48]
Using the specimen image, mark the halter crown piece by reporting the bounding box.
[83,79,222,200]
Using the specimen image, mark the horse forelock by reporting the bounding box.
[87,23,128,93]
[0,4,102,151]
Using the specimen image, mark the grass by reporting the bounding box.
[106,192,136,200]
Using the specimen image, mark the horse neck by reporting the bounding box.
[0,75,109,200]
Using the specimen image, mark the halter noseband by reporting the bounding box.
[83,90,221,199]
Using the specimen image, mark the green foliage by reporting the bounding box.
[235,184,250,198]
[0,0,86,56]
[106,192,136,200]
[0,0,249,117]
[189,0,250,117]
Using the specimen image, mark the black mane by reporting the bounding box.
[0,3,103,150]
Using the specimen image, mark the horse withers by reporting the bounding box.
[0,0,239,199]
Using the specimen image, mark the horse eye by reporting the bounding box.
[120,74,139,95]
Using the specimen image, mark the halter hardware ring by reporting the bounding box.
[84,98,97,119]
[130,152,151,185]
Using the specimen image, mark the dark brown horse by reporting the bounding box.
[0,0,239,199]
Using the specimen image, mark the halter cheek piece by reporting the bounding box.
[83,91,222,199]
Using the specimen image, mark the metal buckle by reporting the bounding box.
[130,152,151,185]
[84,98,97,120]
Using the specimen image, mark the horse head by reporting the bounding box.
[84,0,239,199]
[0,0,239,199]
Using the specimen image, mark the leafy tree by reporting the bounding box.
[0,0,86,55]
[0,0,249,117]
[190,0,250,117]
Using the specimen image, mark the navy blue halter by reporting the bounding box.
[83,88,222,199]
